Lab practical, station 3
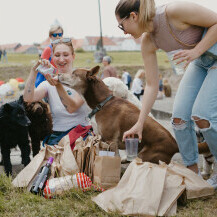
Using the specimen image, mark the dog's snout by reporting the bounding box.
[27,118,31,125]
[33,105,43,115]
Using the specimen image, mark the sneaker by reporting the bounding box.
[207,174,217,190]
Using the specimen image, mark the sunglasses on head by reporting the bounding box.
[51,33,63,37]
[51,38,72,45]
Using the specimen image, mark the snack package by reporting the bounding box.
[43,173,104,199]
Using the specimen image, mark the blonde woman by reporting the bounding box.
[24,39,89,145]
[131,69,145,100]
[115,0,217,187]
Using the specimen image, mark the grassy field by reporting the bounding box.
[1,51,170,68]
[0,51,171,82]
[0,173,216,217]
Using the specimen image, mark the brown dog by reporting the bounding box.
[24,100,53,156]
[59,66,209,164]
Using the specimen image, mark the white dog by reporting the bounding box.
[103,77,142,109]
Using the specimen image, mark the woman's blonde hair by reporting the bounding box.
[52,40,74,55]
[135,69,145,78]
[115,0,155,30]
[49,25,64,37]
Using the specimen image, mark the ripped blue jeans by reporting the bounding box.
[172,53,217,166]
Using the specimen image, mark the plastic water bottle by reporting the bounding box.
[36,64,57,77]
[30,157,54,195]
[167,49,186,75]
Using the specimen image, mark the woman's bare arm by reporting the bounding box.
[167,2,217,63]
[55,82,84,113]
[123,34,159,140]
[23,62,47,102]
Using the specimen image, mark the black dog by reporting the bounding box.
[0,96,31,176]
[0,96,53,176]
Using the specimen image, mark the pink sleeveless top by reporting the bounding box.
[150,5,204,52]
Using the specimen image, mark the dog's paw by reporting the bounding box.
[119,149,128,163]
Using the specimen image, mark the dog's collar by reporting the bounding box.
[88,95,113,119]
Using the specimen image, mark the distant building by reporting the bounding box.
[0,43,21,53]
[15,45,38,54]
[82,36,141,51]
[0,35,142,54]
[40,37,50,49]
[83,36,118,51]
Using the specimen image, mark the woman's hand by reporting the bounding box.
[32,60,41,73]
[45,74,59,86]
[122,121,143,142]
[173,48,201,69]
[32,59,50,73]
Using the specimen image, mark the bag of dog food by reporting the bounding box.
[93,155,121,189]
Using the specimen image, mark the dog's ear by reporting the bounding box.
[3,103,12,114]
[87,66,100,77]
[18,95,24,104]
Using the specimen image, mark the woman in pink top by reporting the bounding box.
[115,0,217,188]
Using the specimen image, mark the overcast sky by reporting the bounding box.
[0,0,216,45]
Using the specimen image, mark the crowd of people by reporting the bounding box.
[22,0,217,190]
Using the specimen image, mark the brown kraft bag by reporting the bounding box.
[93,155,121,189]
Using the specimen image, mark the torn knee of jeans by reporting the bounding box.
[211,66,217,70]
[192,116,210,129]
[172,118,187,130]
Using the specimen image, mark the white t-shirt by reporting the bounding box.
[38,81,90,131]
[131,78,144,94]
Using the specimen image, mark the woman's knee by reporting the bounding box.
[172,118,187,130]
[192,116,210,129]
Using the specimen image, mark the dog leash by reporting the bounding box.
[88,95,113,119]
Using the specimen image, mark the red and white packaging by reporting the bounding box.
[43,173,104,199]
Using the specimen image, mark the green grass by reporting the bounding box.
[0,51,171,82]
[0,174,216,217]
[0,174,120,217]
[2,51,171,69]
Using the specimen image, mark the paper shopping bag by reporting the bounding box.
[93,155,121,189]
[162,161,214,199]
[12,140,79,190]
[92,159,186,216]
[73,135,111,180]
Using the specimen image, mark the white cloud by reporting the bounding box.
[0,0,216,44]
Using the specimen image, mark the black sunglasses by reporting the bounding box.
[118,14,131,32]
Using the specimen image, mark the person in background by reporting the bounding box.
[131,69,145,100]
[0,48,2,62]
[157,73,164,99]
[24,38,89,146]
[101,56,117,79]
[122,69,132,89]
[35,24,64,87]
[163,78,172,97]
[2,50,7,63]
[38,47,43,59]
[115,0,217,188]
